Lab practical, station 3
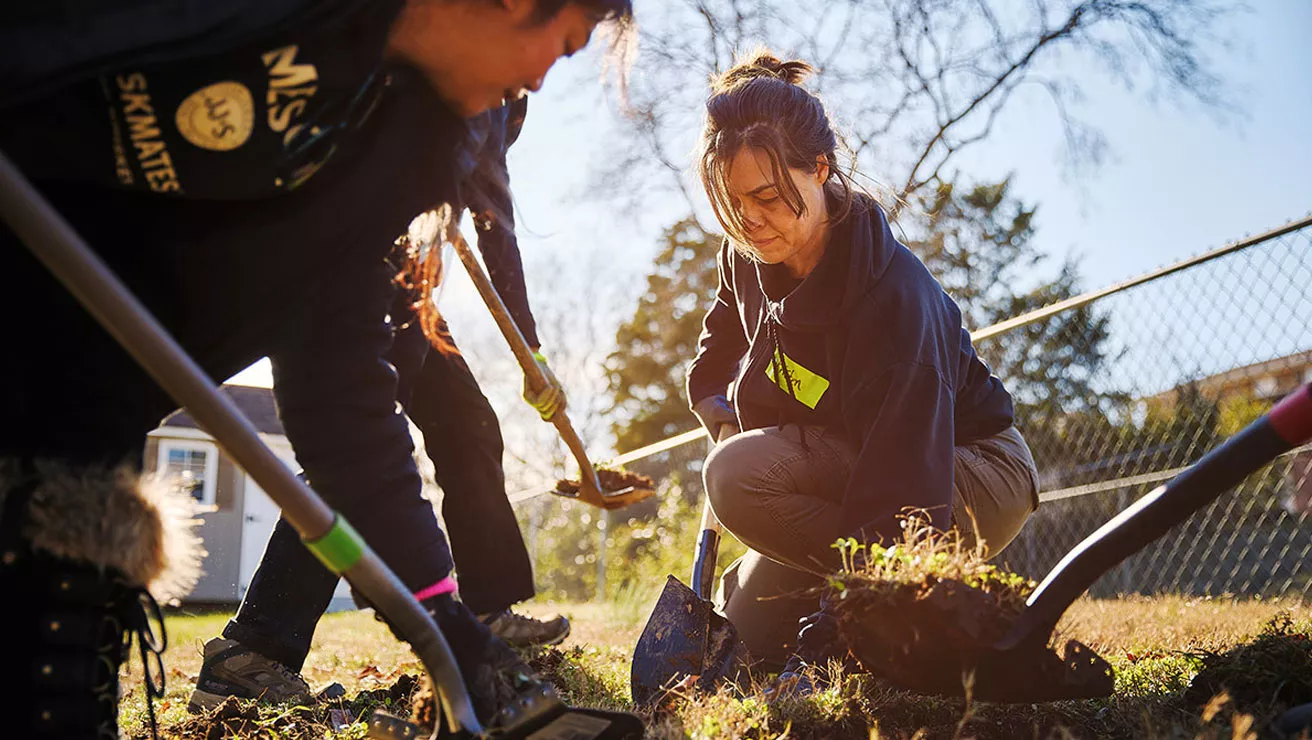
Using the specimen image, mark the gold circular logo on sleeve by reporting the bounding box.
[175,81,255,151]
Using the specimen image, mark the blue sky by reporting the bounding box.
[491,0,1312,312]
[230,0,1311,393]
[947,0,1312,289]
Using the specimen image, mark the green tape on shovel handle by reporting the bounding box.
[305,515,364,575]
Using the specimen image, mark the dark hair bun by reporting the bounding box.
[714,50,814,91]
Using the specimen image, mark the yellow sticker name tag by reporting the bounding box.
[765,350,830,409]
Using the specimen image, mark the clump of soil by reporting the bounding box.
[1185,612,1312,711]
[172,674,419,739]
[527,645,573,684]
[825,518,1035,695]
[555,466,654,496]
[172,696,263,740]
[411,675,441,731]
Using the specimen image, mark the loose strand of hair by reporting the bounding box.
[396,203,459,355]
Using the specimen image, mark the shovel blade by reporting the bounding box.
[840,586,1114,704]
[971,639,1114,703]
[630,575,747,706]
[845,611,1114,703]
[550,485,656,510]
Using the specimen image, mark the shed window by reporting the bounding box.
[158,441,218,506]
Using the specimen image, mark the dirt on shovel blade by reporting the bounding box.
[630,575,750,707]
[556,467,654,495]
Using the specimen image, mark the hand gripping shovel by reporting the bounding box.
[0,152,642,740]
[631,498,749,705]
[843,382,1312,703]
[448,233,652,511]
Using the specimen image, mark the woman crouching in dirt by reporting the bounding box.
[685,51,1042,692]
[0,1,632,736]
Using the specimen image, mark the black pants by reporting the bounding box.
[224,324,535,671]
[2,63,466,602]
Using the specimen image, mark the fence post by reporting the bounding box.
[526,502,539,568]
[1117,488,1131,596]
[596,508,608,602]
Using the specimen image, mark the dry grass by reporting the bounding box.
[120,596,1311,739]
[1058,596,1307,653]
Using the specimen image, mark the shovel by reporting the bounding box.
[449,232,652,511]
[630,497,749,705]
[843,382,1312,703]
[0,151,643,740]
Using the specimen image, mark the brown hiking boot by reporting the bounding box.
[188,637,313,712]
[479,608,571,648]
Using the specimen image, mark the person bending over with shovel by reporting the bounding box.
[0,0,632,735]
[685,51,1041,694]
[194,96,573,712]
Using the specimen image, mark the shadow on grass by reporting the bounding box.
[638,613,1312,739]
[131,611,1312,739]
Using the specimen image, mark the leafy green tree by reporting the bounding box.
[605,219,722,451]
[912,179,1122,472]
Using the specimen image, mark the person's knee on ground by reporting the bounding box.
[718,552,823,672]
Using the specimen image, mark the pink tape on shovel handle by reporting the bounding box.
[1269,384,1312,446]
[413,576,458,602]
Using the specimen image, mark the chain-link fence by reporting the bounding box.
[515,216,1312,603]
[974,216,1312,598]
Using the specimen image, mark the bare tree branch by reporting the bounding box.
[897,1,1089,201]
[590,0,1235,221]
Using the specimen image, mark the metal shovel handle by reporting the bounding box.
[448,232,607,508]
[0,152,482,737]
[691,500,722,600]
[999,383,1312,651]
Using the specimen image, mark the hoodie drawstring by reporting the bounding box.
[765,310,810,454]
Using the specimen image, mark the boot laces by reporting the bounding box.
[114,586,167,740]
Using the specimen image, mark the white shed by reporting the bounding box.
[145,384,354,609]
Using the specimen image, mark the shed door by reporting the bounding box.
[237,442,299,599]
[237,442,352,602]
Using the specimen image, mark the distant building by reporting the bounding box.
[1147,349,1312,512]
[1149,349,1312,407]
[145,384,354,608]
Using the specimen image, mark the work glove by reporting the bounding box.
[693,395,739,443]
[524,350,566,421]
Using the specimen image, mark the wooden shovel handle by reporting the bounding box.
[449,232,606,508]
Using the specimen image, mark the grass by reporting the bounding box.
[119,596,1312,739]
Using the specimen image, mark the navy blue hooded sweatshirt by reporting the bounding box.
[687,193,1014,543]
[458,96,539,347]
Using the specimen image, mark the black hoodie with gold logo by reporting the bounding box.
[0,0,402,199]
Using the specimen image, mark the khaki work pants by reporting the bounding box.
[704,424,1039,667]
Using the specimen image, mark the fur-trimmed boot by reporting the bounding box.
[0,461,204,738]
